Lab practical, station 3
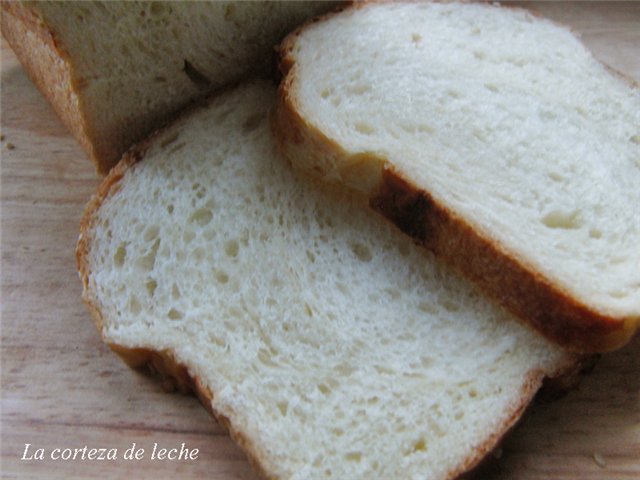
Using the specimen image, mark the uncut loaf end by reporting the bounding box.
[1,0,335,174]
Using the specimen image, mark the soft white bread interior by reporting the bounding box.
[0,1,334,174]
[275,1,640,352]
[78,81,575,480]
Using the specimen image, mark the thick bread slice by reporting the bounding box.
[77,81,576,480]
[0,0,334,174]
[274,1,640,353]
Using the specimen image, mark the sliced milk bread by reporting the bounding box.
[77,81,576,480]
[274,1,640,353]
[0,1,334,174]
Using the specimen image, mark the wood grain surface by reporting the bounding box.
[1,3,638,479]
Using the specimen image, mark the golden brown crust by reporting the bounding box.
[274,1,639,354]
[0,2,108,173]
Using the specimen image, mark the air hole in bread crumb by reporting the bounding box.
[172,284,181,300]
[575,106,587,117]
[258,348,277,367]
[318,383,331,395]
[215,271,229,284]
[347,84,372,96]
[610,255,627,265]
[277,401,288,416]
[304,303,314,317]
[400,123,434,135]
[542,210,582,230]
[630,134,640,144]
[144,225,160,242]
[419,302,438,314]
[190,208,213,227]
[129,296,141,315]
[146,279,157,297]
[355,122,375,135]
[183,229,196,244]
[167,308,183,320]
[548,171,564,182]
[589,228,603,239]
[421,356,434,368]
[192,247,205,261]
[137,238,160,271]
[375,365,394,375]
[351,242,373,262]
[608,289,627,299]
[224,240,239,257]
[412,438,428,453]
[411,33,422,43]
[345,452,362,462]
[484,83,498,92]
[441,300,460,312]
[539,109,558,120]
[114,244,126,267]
[167,204,174,214]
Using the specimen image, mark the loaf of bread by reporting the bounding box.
[274,0,640,353]
[0,0,334,174]
[77,81,576,480]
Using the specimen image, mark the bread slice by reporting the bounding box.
[274,1,640,353]
[0,1,334,174]
[77,81,576,480]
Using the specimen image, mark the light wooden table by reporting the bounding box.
[1,3,638,479]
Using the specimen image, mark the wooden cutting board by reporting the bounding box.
[1,3,638,479]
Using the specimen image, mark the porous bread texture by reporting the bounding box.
[78,81,574,480]
[275,1,640,352]
[1,1,334,174]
